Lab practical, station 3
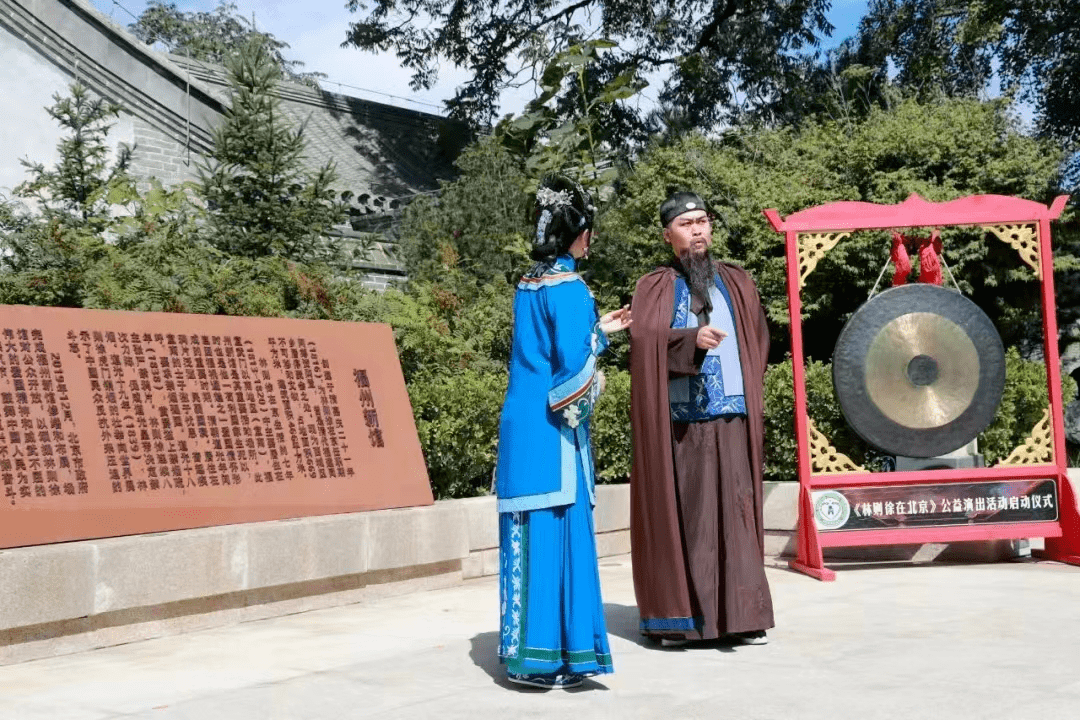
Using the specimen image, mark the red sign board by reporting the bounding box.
[0,305,432,549]
[812,479,1059,532]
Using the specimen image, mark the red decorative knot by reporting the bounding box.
[890,229,943,286]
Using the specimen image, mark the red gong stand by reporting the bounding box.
[763,193,1080,580]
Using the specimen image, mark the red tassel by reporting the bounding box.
[918,229,943,285]
[892,230,943,286]
[891,231,911,286]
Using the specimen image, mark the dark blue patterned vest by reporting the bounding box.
[669,274,747,422]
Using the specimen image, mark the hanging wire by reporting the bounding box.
[323,78,445,111]
[866,253,892,300]
[109,0,139,21]
[184,46,191,166]
[939,251,963,293]
[866,228,964,300]
[106,0,444,112]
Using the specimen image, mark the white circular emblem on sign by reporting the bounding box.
[685,202,697,209]
[812,490,851,530]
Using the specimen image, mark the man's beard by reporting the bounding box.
[679,247,714,313]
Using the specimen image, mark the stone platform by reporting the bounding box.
[3,472,1077,665]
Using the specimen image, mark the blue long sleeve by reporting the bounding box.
[545,278,608,428]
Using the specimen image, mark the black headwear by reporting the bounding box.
[531,175,596,262]
[660,191,708,227]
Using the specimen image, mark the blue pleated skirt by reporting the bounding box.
[497,473,614,679]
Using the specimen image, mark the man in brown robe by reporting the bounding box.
[629,190,774,645]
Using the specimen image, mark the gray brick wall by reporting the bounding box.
[128,118,204,187]
[359,273,405,292]
[125,123,411,291]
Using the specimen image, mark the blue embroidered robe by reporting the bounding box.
[495,256,608,512]
[495,255,615,679]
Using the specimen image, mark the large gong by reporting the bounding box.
[832,284,1005,458]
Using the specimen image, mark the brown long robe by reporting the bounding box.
[629,261,772,638]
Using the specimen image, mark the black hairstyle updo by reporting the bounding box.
[530,175,596,262]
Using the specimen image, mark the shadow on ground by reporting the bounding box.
[603,603,647,645]
[468,631,502,682]
[603,603,744,653]
[468,631,612,692]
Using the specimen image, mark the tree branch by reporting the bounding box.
[507,0,598,51]
[692,0,740,54]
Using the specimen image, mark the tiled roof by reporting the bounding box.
[1,0,473,284]
[167,55,471,213]
[0,0,468,222]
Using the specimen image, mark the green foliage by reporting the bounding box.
[853,0,996,101]
[397,138,533,288]
[980,347,1078,464]
[401,364,631,499]
[14,84,135,225]
[199,38,346,262]
[594,97,1067,358]
[86,239,339,318]
[332,278,513,379]
[0,226,107,308]
[327,276,514,500]
[763,351,1078,482]
[853,0,1080,147]
[0,82,353,320]
[497,40,643,184]
[742,44,902,129]
[407,369,507,499]
[592,369,632,482]
[1,84,142,307]
[7,75,1078,503]
[129,1,325,86]
[764,358,887,482]
[342,0,832,134]
[397,95,1073,495]
[763,359,816,482]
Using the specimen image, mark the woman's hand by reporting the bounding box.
[600,305,632,335]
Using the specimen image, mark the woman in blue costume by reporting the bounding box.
[495,175,631,690]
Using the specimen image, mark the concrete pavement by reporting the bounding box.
[0,554,1077,720]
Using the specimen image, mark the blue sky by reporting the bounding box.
[90,0,871,116]
[823,0,871,49]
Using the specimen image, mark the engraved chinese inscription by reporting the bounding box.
[1,328,86,504]
[353,368,386,448]
[0,306,431,549]
[63,331,356,494]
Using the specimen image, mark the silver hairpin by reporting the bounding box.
[536,187,572,208]
[536,209,553,244]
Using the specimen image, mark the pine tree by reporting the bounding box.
[199,38,345,261]
[15,83,135,226]
[0,83,137,306]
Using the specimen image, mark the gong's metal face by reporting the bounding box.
[832,284,1005,458]
[865,312,980,429]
